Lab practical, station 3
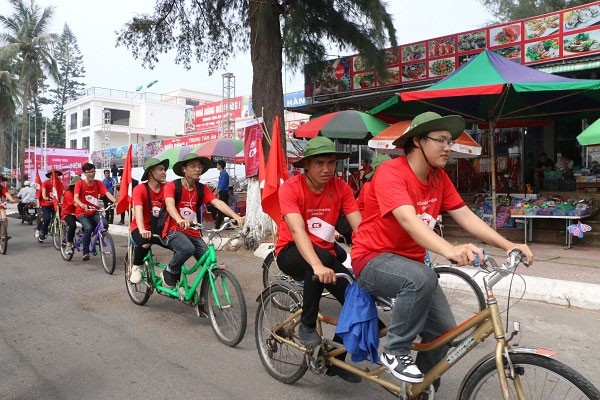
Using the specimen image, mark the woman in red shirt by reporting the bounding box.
[128,157,169,284]
[0,175,18,222]
[61,176,81,254]
[38,169,62,243]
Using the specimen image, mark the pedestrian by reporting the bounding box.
[102,169,116,224]
[212,160,230,229]
[111,164,119,183]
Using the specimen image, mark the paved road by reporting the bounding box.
[1,218,599,399]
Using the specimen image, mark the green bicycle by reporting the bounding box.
[124,218,247,347]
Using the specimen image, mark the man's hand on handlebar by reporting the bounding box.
[313,264,336,284]
[139,228,152,239]
[233,215,243,227]
[177,218,190,230]
[444,243,486,267]
[506,243,533,265]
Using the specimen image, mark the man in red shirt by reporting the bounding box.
[161,153,242,289]
[37,169,62,242]
[74,163,117,261]
[276,137,362,382]
[0,175,17,222]
[351,112,533,387]
[61,176,81,254]
[128,157,169,284]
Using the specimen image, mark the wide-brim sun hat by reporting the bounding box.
[141,158,170,181]
[392,112,465,147]
[45,169,63,178]
[172,153,214,177]
[69,176,81,186]
[0,175,6,182]
[292,136,351,168]
[365,154,391,180]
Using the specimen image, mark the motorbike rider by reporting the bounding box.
[17,181,37,218]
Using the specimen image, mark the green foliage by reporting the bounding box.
[480,0,592,22]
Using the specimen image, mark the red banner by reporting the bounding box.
[192,97,243,131]
[161,131,220,150]
[25,148,89,187]
[244,120,264,177]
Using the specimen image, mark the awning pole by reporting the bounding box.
[489,121,497,230]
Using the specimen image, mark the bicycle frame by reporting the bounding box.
[261,272,525,399]
[72,212,109,254]
[142,243,229,308]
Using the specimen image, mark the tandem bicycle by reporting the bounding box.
[124,218,247,347]
[255,249,600,399]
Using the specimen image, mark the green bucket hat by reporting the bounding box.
[141,157,170,181]
[172,153,214,177]
[292,137,351,168]
[365,154,391,180]
[69,175,81,186]
[392,112,465,147]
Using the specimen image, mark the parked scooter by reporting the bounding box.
[19,202,38,225]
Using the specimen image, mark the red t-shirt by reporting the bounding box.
[61,190,76,219]
[74,179,108,217]
[351,157,465,276]
[356,181,370,212]
[276,174,358,256]
[40,180,54,207]
[0,184,7,206]
[162,180,216,238]
[130,183,165,232]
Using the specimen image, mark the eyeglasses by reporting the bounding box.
[425,136,455,147]
[84,170,96,174]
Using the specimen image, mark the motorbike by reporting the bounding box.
[20,202,38,225]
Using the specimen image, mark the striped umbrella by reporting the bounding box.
[293,110,389,144]
[191,138,244,162]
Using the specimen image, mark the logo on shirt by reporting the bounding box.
[307,217,335,243]
[152,206,161,217]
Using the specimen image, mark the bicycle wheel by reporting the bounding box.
[125,255,153,306]
[262,251,294,288]
[435,266,485,342]
[59,222,74,261]
[52,217,61,251]
[255,285,307,383]
[206,268,247,347]
[0,220,7,255]
[100,232,116,274]
[459,352,600,399]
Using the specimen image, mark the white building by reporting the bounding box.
[64,87,222,153]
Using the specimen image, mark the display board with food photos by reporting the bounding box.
[304,0,600,97]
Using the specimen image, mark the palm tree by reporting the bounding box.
[0,56,19,172]
[0,0,59,183]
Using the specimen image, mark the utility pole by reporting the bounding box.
[102,109,111,169]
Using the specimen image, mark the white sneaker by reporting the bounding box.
[130,265,142,284]
[65,245,74,255]
[35,230,39,238]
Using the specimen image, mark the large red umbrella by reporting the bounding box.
[294,110,389,144]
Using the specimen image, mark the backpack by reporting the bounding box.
[146,179,204,236]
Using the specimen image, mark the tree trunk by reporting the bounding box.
[244,0,287,248]
[249,0,285,157]
[0,122,5,172]
[19,87,30,186]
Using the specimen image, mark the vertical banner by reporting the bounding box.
[244,118,264,178]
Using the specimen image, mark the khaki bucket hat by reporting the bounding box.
[292,137,350,168]
[392,112,465,147]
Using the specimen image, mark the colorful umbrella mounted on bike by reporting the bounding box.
[191,138,244,163]
[155,146,194,167]
[293,110,389,144]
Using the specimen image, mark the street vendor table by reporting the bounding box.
[513,214,590,249]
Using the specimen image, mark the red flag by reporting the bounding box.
[51,171,64,212]
[116,145,132,215]
[261,116,289,222]
[34,169,43,201]
[257,133,266,188]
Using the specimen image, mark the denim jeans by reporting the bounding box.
[164,230,207,275]
[40,206,54,235]
[77,214,102,254]
[357,252,456,373]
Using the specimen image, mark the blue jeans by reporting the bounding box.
[77,214,102,254]
[164,230,207,275]
[357,253,456,373]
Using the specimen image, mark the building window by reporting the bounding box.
[103,108,130,126]
[82,137,90,150]
[82,108,90,127]
[69,112,78,130]
[70,139,77,149]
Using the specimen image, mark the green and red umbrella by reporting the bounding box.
[191,138,244,162]
[293,110,389,144]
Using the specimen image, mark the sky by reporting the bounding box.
[0,0,492,113]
